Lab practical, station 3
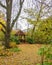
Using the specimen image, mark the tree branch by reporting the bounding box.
[1,28,6,34]
[0,22,6,29]
[0,1,7,9]
[35,0,52,8]
[11,0,24,30]
[36,1,43,21]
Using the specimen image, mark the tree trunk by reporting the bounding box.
[31,25,35,37]
[4,31,10,48]
[4,0,12,48]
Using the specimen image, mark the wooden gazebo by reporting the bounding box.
[15,30,26,42]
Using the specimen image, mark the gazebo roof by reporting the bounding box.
[15,30,26,36]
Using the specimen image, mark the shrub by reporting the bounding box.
[34,31,52,44]
[10,35,20,44]
[33,19,52,44]
[26,36,35,44]
[37,43,52,65]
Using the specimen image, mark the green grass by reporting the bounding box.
[9,47,21,52]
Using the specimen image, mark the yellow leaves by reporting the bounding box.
[9,42,17,48]
[0,49,13,56]
[0,46,5,51]
[0,44,42,65]
[0,18,6,30]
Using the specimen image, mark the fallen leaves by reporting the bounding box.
[0,44,42,65]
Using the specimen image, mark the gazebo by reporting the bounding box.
[15,30,26,42]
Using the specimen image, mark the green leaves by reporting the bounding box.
[36,63,41,65]
[38,47,45,55]
[10,35,20,44]
[37,44,52,65]
[37,62,52,65]
[9,47,20,52]
[46,53,52,60]
[43,62,52,65]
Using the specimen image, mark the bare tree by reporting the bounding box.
[23,0,52,37]
[0,0,24,48]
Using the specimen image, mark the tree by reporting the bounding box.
[23,0,52,37]
[0,0,24,48]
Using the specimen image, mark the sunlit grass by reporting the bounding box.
[9,47,21,52]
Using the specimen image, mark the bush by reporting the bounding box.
[26,36,35,44]
[34,31,52,44]
[37,43,52,65]
[33,18,52,44]
[10,35,20,44]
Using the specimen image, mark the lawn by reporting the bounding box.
[0,43,43,65]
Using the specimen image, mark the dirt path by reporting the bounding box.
[0,44,42,65]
